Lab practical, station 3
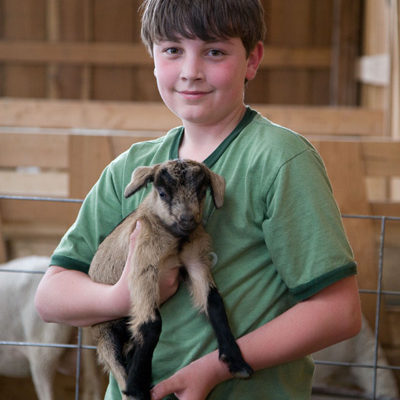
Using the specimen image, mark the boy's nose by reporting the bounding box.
[180,55,204,81]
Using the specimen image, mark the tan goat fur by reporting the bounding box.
[88,159,225,395]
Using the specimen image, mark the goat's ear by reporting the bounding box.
[124,166,155,198]
[208,171,225,209]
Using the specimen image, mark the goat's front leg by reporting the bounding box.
[207,286,253,378]
[183,251,253,379]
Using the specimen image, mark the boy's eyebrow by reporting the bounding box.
[155,37,235,46]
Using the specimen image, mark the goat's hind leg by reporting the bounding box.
[95,319,131,395]
[124,309,162,400]
[207,286,253,379]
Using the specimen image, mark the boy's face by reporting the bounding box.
[153,37,261,128]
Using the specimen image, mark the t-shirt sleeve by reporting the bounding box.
[262,147,357,302]
[50,158,126,273]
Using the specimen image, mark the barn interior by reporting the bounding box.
[0,1,399,399]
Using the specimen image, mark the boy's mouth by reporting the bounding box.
[178,90,211,99]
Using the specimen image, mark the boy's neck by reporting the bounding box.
[178,105,247,162]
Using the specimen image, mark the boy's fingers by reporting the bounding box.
[129,220,142,243]
[151,380,175,400]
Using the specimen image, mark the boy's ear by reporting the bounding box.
[245,41,264,82]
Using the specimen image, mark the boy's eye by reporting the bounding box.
[164,47,181,56]
[207,49,224,57]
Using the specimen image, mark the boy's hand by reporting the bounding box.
[151,351,228,400]
[111,221,180,316]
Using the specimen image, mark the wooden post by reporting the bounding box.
[389,0,400,140]
[81,0,93,100]
[0,214,8,263]
[46,0,60,98]
[330,0,362,105]
[68,135,114,199]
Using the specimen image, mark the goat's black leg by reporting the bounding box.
[124,310,162,400]
[207,286,253,378]
[109,318,131,373]
[95,318,131,392]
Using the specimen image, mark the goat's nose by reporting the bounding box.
[179,214,195,228]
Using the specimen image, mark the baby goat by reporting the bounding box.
[89,159,253,400]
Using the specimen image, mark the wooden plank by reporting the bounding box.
[362,142,400,177]
[0,133,69,168]
[92,0,136,101]
[0,41,151,66]
[260,46,331,68]
[0,41,332,69]
[3,221,69,239]
[256,105,384,136]
[0,170,68,197]
[57,0,91,99]
[0,199,80,225]
[371,202,400,217]
[0,131,157,169]
[0,99,180,131]
[0,99,384,136]
[3,0,47,98]
[330,0,362,105]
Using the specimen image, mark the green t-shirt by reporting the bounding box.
[51,107,356,399]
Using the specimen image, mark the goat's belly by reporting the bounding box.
[0,348,31,377]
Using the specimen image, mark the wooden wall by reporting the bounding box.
[0,0,362,105]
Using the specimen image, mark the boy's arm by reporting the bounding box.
[35,226,180,327]
[151,275,362,400]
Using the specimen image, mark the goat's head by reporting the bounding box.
[124,159,225,236]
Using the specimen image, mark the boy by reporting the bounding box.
[35,0,362,399]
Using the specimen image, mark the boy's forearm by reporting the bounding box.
[234,276,361,372]
[35,266,129,327]
[238,276,359,374]
[152,276,361,399]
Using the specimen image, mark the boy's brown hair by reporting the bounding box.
[140,0,266,57]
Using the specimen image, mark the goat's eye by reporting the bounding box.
[158,188,167,199]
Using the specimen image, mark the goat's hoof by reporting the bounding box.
[220,353,254,379]
[123,389,150,400]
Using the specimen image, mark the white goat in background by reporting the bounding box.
[0,256,103,400]
[313,314,399,399]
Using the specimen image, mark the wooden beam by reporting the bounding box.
[0,132,69,168]
[371,202,400,217]
[0,170,68,197]
[0,99,180,131]
[361,142,400,177]
[255,105,384,136]
[260,46,331,68]
[0,41,332,69]
[0,199,80,226]
[0,99,384,136]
